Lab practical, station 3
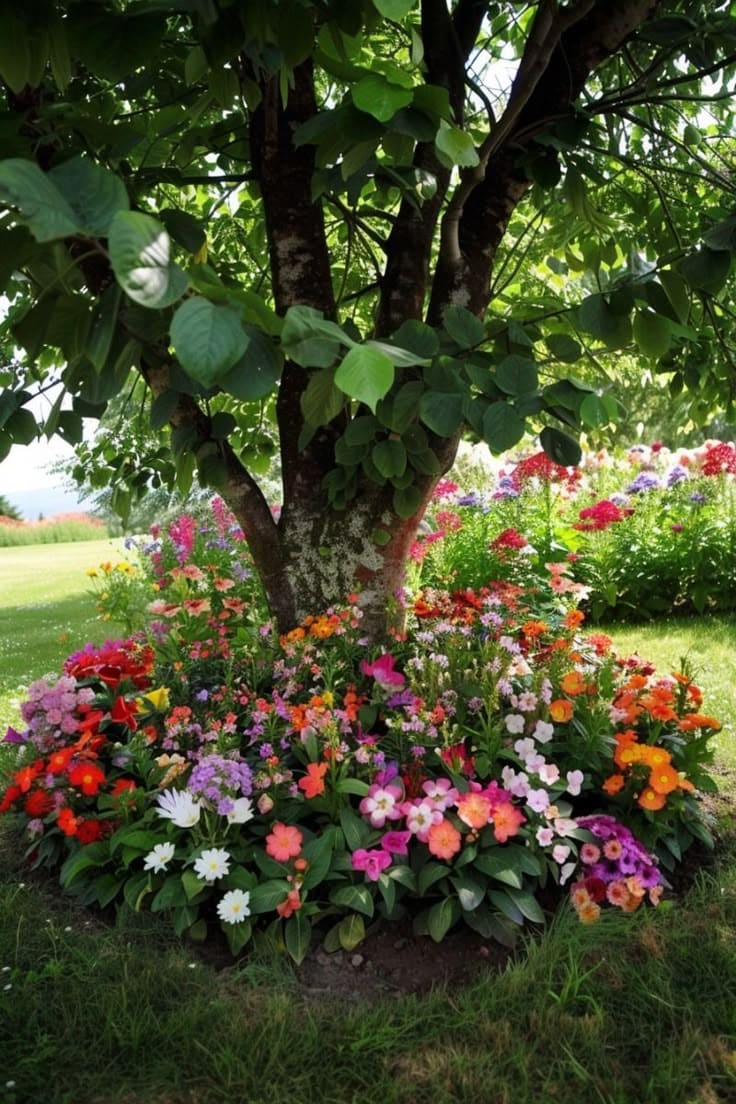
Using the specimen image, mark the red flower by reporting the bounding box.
[57,807,80,836]
[491,528,527,551]
[24,790,55,817]
[76,819,105,844]
[14,760,45,793]
[48,747,75,774]
[68,762,106,796]
[702,442,736,476]
[110,696,139,730]
[111,778,137,797]
[0,784,22,814]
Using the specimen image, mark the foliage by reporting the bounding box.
[3,1,736,628]
[0,511,106,546]
[0,508,720,961]
[0,493,21,521]
[419,439,736,619]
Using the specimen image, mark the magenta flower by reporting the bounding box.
[360,654,406,688]
[359,783,403,827]
[351,848,392,881]
[381,830,412,855]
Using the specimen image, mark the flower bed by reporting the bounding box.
[420,438,736,619]
[0,503,720,960]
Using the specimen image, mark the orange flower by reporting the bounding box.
[637,745,671,769]
[522,620,548,638]
[577,901,601,924]
[602,773,626,796]
[492,801,526,843]
[560,671,587,696]
[549,699,573,723]
[276,888,302,918]
[638,787,666,811]
[678,713,721,732]
[298,762,329,799]
[678,777,696,792]
[648,764,681,795]
[564,609,585,629]
[455,792,492,829]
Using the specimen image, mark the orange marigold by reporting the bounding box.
[638,787,666,811]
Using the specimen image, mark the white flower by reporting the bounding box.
[226,797,255,825]
[538,763,560,786]
[560,861,577,885]
[193,847,231,882]
[552,844,571,865]
[566,770,585,797]
[526,788,550,813]
[143,841,176,873]
[536,827,554,847]
[217,888,251,925]
[156,788,202,828]
[513,737,536,761]
[533,720,554,743]
[505,713,525,734]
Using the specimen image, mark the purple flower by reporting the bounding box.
[667,465,688,486]
[351,848,392,881]
[626,471,660,494]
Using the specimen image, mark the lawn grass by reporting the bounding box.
[0,539,127,733]
[0,549,735,1104]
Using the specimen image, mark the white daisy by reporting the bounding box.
[193,847,231,882]
[226,797,255,825]
[143,841,176,873]
[217,889,251,925]
[155,788,202,828]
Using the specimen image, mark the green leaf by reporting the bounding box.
[248,879,292,914]
[339,806,370,851]
[488,889,525,925]
[418,862,450,896]
[219,329,283,401]
[0,13,31,93]
[353,74,413,122]
[301,832,335,891]
[338,913,365,951]
[373,0,415,17]
[496,355,538,395]
[182,869,206,901]
[473,853,523,888]
[87,285,122,374]
[108,211,188,309]
[365,339,431,367]
[281,306,352,361]
[330,883,375,917]
[391,320,439,359]
[48,157,129,237]
[449,874,484,911]
[334,778,371,796]
[579,393,611,429]
[442,305,486,349]
[344,415,378,446]
[372,439,407,479]
[171,298,248,387]
[6,408,37,446]
[225,919,253,956]
[659,271,690,324]
[419,391,464,436]
[48,15,72,90]
[151,876,188,912]
[300,367,345,426]
[435,123,479,168]
[159,208,206,253]
[482,402,525,453]
[506,887,544,924]
[679,248,731,294]
[0,159,80,242]
[546,333,582,362]
[540,426,581,466]
[335,345,394,413]
[393,483,422,517]
[150,389,180,430]
[427,897,456,942]
[633,311,671,358]
[578,294,632,349]
[59,842,109,887]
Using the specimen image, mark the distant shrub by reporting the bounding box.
[0,512,106,546]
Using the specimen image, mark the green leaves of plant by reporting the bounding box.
[171,298,248,387]
[633,311,672,359]
[435,123,479,168]
[48,157,129,237]
[335,345,394,413]
[0,159,80,242]
[109,212,188,309]
[353,74,413,122]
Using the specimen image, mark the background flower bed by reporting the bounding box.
[419,438,736,620]
[0,495,721,961]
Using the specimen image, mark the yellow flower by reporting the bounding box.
[137,686,170,713]
[85,567,98,577]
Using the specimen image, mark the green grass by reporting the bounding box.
[0,539,128,732]
[0,550,735,1104]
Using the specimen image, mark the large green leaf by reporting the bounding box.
[352,74,413,122]
[578,294,632,350]
[391,319,439,359]
[108,211,188,309]
[435,123,479,167]
[300,367,345,426]
[219,328,283,400]
[0,159,80,242]
[419,391,464,436]
[334,345,394,413]
[540,426,582,466]
[372,0,415,16]
[482,402,525,453]
[496,355,538,395]
[678,248,731,293]
[170,298,248,386]
[442,305,486,349]
[48,156,129,236]
[372,438,407,479]
[633,311,671,358]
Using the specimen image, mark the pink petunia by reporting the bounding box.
[381,830,412,855]
[351,848,392,881]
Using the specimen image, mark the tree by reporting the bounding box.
[2,0,736,635]
[0,494,22,521]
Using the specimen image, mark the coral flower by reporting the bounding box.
[57,807,80,836]
[24,790,55,817]
[427,818,462,860]
[549,699,573,723]
[68,762,106,796]
[492,801,526,843]
[48,747,75,774]
[606,880,630,907]
[559,671,587,696]
[276,888,302,918]
[455,792,492,829]
[298,762,329,799]
[638,788,666,811]
[678,713,721,732]
[577,901,601,924]
[265,822,303,862]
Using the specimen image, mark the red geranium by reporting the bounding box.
[68,762,106,796]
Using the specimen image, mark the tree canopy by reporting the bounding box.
[2,0,736,632]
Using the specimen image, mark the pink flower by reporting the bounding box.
[381,830,412,855]
[566,770,584,796]
[360,654,405,688]
[351,848,392,881]
[359,783,403,827]
[265,822,303,862]
[403,800,443,840]
[491,801,526,843]
[421,778,459,810]
[580,843,601,865]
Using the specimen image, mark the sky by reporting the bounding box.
[0,436,86,519]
